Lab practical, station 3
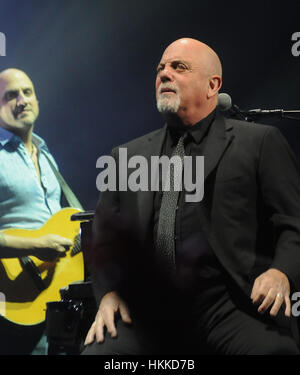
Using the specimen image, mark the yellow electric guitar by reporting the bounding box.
[0,207,84,326]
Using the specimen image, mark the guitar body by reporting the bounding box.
[0,208,84,326]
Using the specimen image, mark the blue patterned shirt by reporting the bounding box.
[0,127,61,230]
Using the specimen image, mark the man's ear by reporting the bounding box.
[207,75,222,99]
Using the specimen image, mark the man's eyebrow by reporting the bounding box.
[171,59,190,65]
[157,59,191,68]
[4,87,32,95]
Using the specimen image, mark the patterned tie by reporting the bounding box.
[155,133,186,273]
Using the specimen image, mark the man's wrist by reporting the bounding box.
[0,232,7,247]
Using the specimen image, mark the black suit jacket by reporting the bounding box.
[91,112,300,311]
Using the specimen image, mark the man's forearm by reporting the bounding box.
[0,232,37,258]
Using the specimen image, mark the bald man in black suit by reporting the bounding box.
[83,38,300,355]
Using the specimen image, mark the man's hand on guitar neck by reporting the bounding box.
[0,232,72,261]
[32,234,73,261]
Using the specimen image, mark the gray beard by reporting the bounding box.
[156,94,180,114]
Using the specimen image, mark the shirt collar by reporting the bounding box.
[186,109,216,144]
[0,126,48,151]
[32,133,48,151]
[168,108,216,146]
[0,126,16,147]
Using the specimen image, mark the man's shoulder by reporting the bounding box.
[112,127,164,152]
[224,116,279,138]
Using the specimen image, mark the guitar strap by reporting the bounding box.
[42,151,84,211]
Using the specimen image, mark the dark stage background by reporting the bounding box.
[1,0,299,210]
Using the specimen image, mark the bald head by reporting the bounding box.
[156,38,223,125]
[0,68,39,134]
[0,68,32,82]
[163,38,222,78]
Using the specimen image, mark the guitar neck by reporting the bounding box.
[71,234,81,256]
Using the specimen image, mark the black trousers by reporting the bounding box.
[81,288,300,355]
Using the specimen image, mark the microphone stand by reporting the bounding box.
[229,107,300,122]
[228,105,255,122]
[282,110,300,121]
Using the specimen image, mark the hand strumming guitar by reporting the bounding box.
[0,232,72,261]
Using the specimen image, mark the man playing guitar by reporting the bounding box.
[0,69,81,354]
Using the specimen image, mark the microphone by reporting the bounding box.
[217,93,249,120]
[217,93,232,111]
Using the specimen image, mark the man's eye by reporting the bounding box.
[157,65,164,73]
[4,92,17,101]
[24,89,32,96]
[175,63,188,71]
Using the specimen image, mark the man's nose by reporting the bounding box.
[158,66,173,83]
[16,92,27,106]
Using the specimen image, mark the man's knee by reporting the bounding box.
[255,340,300,355]
[81,319,150,355]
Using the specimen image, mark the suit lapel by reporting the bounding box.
[203,113,234,181]
[136,126,167,242]
[196,114,236,273]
